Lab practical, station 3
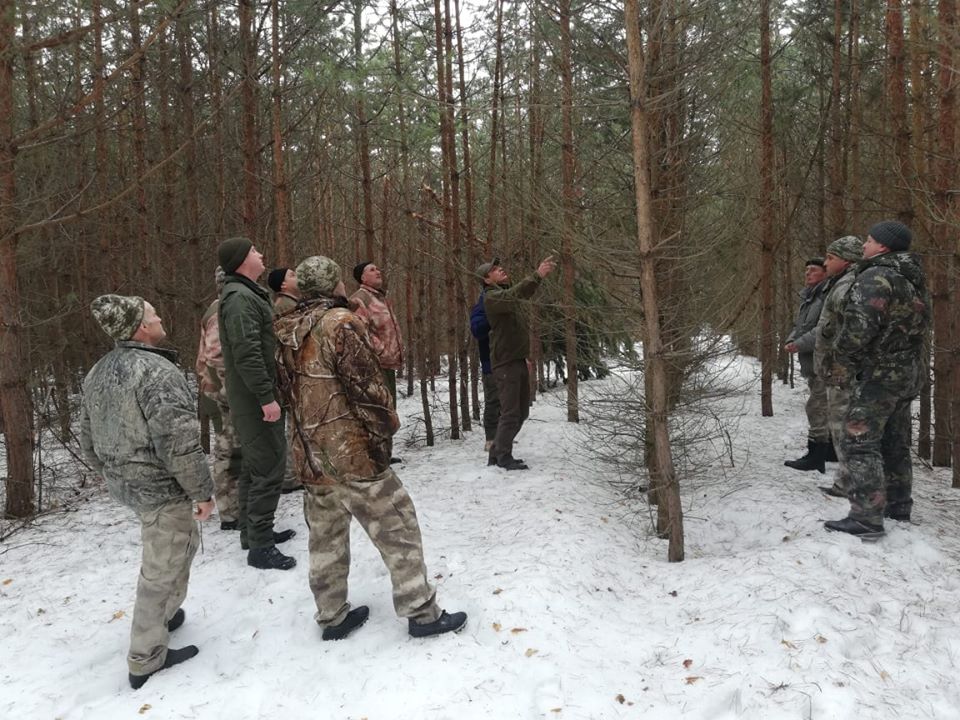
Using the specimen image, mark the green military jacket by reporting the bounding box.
[219,274,280,415]
[483,273,543,369]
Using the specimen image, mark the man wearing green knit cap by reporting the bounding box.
[217,237,297,570]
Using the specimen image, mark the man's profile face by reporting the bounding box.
[862,235,887,259]
[823,253,849,278]
[138,302,167,345]
[361,264,384,289]
[282,269,299,295]
[485,266,508,285]
[804,264,826,287]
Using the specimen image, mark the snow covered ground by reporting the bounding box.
[2,355,960,720]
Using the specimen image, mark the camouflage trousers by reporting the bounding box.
[303,468,440,628]
[825,384,851,493]
[282,416,302,492]
[481,372,501,442]
[804,375,830,443]
[841,380,915,525]
[129,501,198,675]
[208,394,241,523]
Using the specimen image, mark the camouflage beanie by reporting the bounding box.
[868,220,912,252]
[826,235,863,262]
[217,237,253,273]
[296,256,342,298]
[91,294,145,342]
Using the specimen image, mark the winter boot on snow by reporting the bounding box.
[166,608,185,633]
[784,440,828,474]
[409,610,468,638]
[241,528,296,550]
[824,517,885,539]
[322,606,370,641]
[823,442,838,462]
[247,546,297,571]
[129,645,199,689]
[497,454,529,471]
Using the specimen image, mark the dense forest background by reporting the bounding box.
[1,0,957,559]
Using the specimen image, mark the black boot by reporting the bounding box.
[166,608,185,633]
[885,507,911,522]
[824,517,885,538]
[129,645,199,689]
[497,454,529,471]
[409,610,468,638]
[220,520,239,531]
[241,529,296,550]
[322,606,370,641]
[823,442,838,462]
[784,440,827,474]
[247,546,297,570]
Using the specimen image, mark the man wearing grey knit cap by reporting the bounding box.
[217,237,297,570]
[824,220,931,538]
[81,294,215,689]
[813,235,863,499]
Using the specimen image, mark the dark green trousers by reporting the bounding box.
[234,410,286,549]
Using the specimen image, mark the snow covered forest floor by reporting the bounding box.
[2,353,960,720]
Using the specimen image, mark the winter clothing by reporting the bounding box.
[868,220,912,252]
[474,257,500,282]
[267,268,289,293]
[786,282,828,380]
[353,261,374,284]
[805,257,825,268]
[218,273,288,553]
[275,280,452,633]
[91,294,144,342]
[826,235,863,262]
[835,250,930,526]
[217,237,253,273]
[273,292,299,317]
[349,285,404,371]
[299,255,342,297]
[492,359,531,465]
[80,339,212,679]
[470,289,500,441]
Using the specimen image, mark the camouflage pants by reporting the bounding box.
[129,501,198,675]
[208,394,241,523]
[282,416,302,492]
[841,381,915,525]
[481,371,501,442]
[825,384,851,493]
[805,375,830,443]
[303,468,440,628]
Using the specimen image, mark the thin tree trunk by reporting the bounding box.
[272,0,290,263]
[177,12,201,310]
[354,0,375,260]
[417,189,434,446]
[759,0,775,417]
[625,0,683,561]
[827,0,845,239]
[484,0,504,256]
[559,0,579,423]
[528,0,545,397]
[453,0,472,430]
[240,0,258,240]
[207,5,226,239]
[886,0,912,224]
[129,2,150,280]
[849,0,862,232]
[0,0,36,518]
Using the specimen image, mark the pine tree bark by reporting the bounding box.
[272,0,290,263]
[354,0,375,260]
[826,0,845,239]
[886,0,912,224]
[625,0,683,561]
[240,0,258,240]
[759,0,775,417]
[559,0,579,423]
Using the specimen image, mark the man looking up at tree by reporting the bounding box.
[275,256,467,640]
[813,236,863,499]
[783,257,831,473]
[81,294,215,689]
[218,237,296,570]
[825,221,930,538]
[349,261,404,406]
[480,255,557,471]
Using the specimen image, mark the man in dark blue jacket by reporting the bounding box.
[470,266,500,455]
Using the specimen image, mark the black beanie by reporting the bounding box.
[353,261,373,285]
[218,237,253,274]
[267,267,288,293]
[868,220,912,252]
[805,257,825,269]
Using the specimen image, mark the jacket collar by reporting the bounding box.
[115,340,179,365]
[225,272,270,300]
[360,283,387,298]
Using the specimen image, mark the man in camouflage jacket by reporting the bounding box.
[349,261,404,405]
[81,294,214,689]
[275,255,466,640]
[812,236,863,498]
[217,237,296,571]
[825,221,931,538]
[196,266,242,530]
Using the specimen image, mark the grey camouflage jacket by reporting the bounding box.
[80,341,213,512]
[834,251,930,392]
[786,281,828,379]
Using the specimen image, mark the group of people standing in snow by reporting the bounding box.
[80,235,556,690]
[782,220,930,539]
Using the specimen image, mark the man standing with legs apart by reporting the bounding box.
[813,236,863,499]
[480,255,557,471]
[81,295,215,689]
[218,237,296,570]
[825,221,930,538]
[784,257,831,473]
[275,256,467,640]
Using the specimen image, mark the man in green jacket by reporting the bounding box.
[217,237,296,570]
[480,255,556,470]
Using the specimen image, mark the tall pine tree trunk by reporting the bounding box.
[559,0,579,423]
[759,0,775,417]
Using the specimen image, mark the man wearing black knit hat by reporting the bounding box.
[217,238,297,569]
[824,220,931,538]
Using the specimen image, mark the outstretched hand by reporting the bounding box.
[537,256,557,278]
